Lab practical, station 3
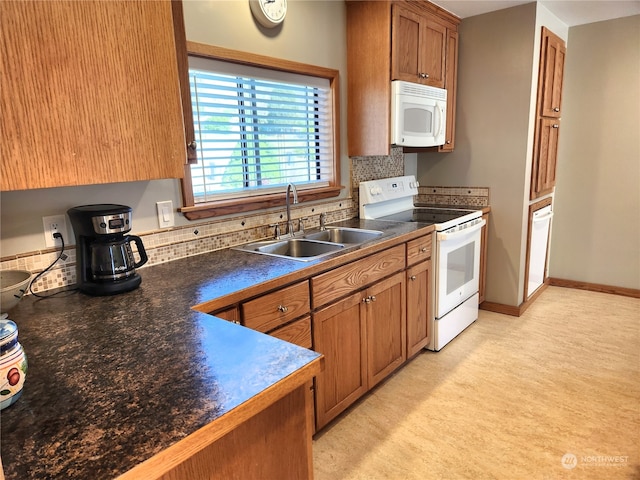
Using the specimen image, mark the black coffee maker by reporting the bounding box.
[68,204,148,296]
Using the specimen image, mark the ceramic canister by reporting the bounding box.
[0,319,27,410]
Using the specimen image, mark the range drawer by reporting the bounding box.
[242,281,310,333]
[311,245,406,308]
[407,234,432,266]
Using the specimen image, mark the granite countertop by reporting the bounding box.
[0,218,428,479]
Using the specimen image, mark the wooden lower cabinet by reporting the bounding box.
[366,272,406,387]
[313,292,367,429]
[406,259,431,357]
[313,271,406,430]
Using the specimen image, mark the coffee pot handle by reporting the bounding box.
[128,235,148,269]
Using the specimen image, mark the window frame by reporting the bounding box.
[178,42,342,221]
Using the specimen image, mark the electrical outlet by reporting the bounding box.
[42,215,67,248]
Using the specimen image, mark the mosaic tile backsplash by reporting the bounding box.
[1,149,488,294]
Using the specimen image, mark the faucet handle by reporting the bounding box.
[319,212,327,230]
[269,223,281,239]
[298,217,308,235]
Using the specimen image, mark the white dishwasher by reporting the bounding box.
[527,204,553,296]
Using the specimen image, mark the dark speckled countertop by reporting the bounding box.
[0,218,429,479]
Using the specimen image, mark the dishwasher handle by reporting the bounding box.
[533,211,554,223]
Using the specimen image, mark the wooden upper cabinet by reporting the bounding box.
[539,27,566,118]
[530,26,566,200]
[0,0,187,191]
[391,4,446,88]
[347,0,459,157]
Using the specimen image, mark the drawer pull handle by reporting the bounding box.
[277,305,288,313]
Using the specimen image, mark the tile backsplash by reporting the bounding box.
[417,186,490,207]
[1,150,489,294]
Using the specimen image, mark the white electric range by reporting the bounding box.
[359,175,485,351]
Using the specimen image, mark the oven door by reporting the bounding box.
[435,220,485,319]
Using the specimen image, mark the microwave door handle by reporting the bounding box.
[437,104,445,138]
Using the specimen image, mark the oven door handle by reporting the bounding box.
[436,219,486,241]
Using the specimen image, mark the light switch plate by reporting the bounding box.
[156,201,174,228]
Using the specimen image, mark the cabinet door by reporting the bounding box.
[313,292,367,430]
[539,27,566,118]
[0,0,186,191]
[365,272,406,388]
[406,260,431,357]
[531,118,560,197]
[421,18,447,88]
[391,5,445,87]
[391,5,423,83]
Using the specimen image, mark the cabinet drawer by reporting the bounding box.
[270,316,312,349]
[312,245,406,308]
[242,281,310,333]
[407,235,432,266]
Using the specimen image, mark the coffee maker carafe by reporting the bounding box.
[68,204,148,295]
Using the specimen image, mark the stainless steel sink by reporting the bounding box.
[304,227,383,244]
[233,238,344,261]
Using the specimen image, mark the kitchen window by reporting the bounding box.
[179,44,341,220]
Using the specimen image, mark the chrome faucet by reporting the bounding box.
[285,183,298,236]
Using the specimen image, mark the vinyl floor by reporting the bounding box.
[312,286,640,480]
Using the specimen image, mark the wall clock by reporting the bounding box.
[249,0,287,28]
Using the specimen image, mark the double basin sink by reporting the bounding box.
[233,226,384,261]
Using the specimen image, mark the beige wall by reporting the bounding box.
[0,0,348,257]
[550,15,640,289]
[416,3,539,306]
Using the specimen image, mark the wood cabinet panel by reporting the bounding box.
[406,234,432,266]
[0,0,186,191]
[439,29,458,151]
[159,385,312,480]
[312,245,405,308]
[365,272,406,388]
[213,306,241,324]
[479,213,489,304]
[269,316,312,349]
[539,27,566,118]
[406,259,431,357]
[242,281,310,333]
[313,292,367,429]
[531,117,560,198]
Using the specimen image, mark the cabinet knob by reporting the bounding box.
[421,247,428,253]
[277,305,288,313]
[363,297,370,304]
[552,124,559,129]
[446,140,451,144]
[418,73,429,79]
[553,107,560,112]
[187,140,197,150]
[362,295,376,304]
[410,275,417,281]
[370,295,376,302]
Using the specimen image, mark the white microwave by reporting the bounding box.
[390,80,447,147]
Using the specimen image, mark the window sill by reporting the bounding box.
[179,186,344,221]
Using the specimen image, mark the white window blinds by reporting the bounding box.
[188,57,334,203]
